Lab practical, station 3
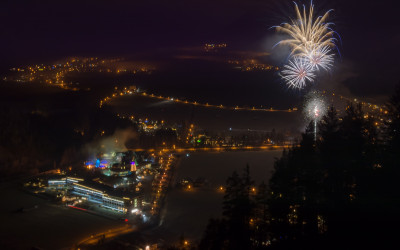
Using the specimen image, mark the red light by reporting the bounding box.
[67,205,87,211]
[125,219,128,222]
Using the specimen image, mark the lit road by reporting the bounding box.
[75,224,135,248]
[128,145,291,153]
[100,88,298,112]
[150,153,175,215]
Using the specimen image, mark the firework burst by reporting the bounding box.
[304,92,327,140]
[281,57,315,89]
[273,1,339,89]
[304,92,327,122]
[306,45,334,71]
[274,1,337,57]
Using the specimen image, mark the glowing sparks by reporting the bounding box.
[281,57,315,89]
[274,1,337,57]
[273,1,339,89]
[306,45,334,71]
[304,92,327,140]
[304,93,327,122]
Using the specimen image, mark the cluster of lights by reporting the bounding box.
[318,91,388,128]
[227,59,279,72]
[204,43,227,51]
[8,57,151,91]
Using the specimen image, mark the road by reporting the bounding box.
[128,145,292,153]
[101,89,298,112]
[75,224,136,248]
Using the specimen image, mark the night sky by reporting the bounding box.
[1,0,399,99]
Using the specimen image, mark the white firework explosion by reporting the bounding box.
[304,93,327,122]
[305,45,335,71]
[281,56,316,89]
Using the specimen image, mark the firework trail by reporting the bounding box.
[304,92,327,140]
[304,93,327,121]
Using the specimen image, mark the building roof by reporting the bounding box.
[75,179,139,200]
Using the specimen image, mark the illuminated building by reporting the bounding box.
[48,176,83,190]
[47,151,157,213]
[48,176,141,213]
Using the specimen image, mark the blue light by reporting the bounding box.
[95,159,100,168]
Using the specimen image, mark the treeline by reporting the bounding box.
[198,87,400,250]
